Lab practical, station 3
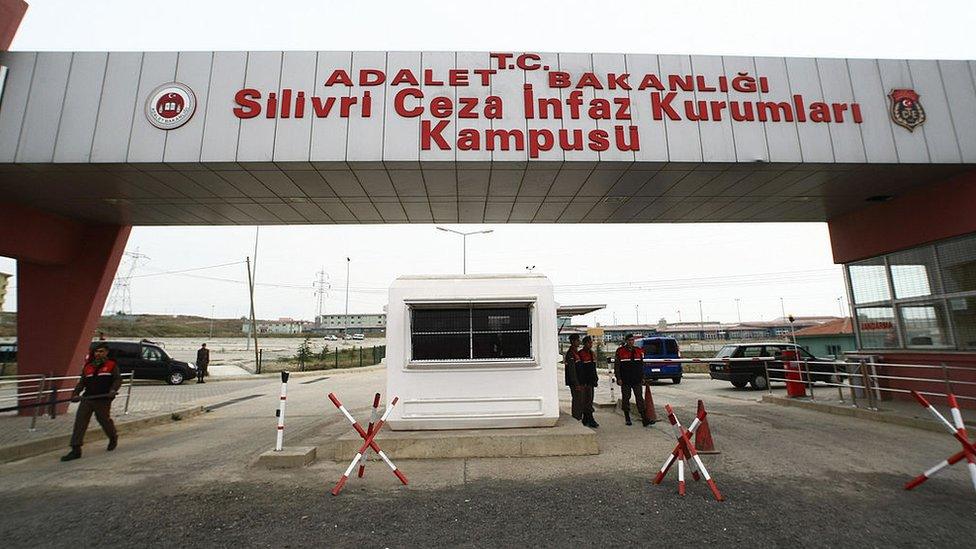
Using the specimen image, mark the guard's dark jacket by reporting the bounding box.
[576,349,599,387]
[564,348,581,386]
[614,345,644,386]
[73,359,122,400]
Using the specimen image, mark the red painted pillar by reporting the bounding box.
[0,1,28,50]
[0,202,130,414]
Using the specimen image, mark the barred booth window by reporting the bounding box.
[411,304,532,361]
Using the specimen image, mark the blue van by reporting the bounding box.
[638,336,682,384]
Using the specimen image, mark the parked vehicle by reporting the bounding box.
[351,333,365,340]
[0,342,16,362]
[708,342,833,390]
[90,340,196,385]
[639,336,682,384]
[324,335,339,341]
[606,336,683,384]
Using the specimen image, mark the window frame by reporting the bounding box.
[845,233,976,352]
[405,298,538,369]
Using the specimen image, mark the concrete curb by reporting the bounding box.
[0,405,206,463]
[761,395,946,434]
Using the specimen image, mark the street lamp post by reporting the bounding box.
[435,227,494,274]
[344,257,350,337]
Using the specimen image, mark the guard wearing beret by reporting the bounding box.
[576,336,599,428]
[61,343,121,461]
[614,334,653,426]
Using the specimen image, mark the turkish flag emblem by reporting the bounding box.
[889,89,926,132]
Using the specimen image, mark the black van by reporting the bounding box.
[90,340,196,385]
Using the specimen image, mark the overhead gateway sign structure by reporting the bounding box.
[0,50,973,225]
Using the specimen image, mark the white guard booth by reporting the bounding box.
[385,274,559,430]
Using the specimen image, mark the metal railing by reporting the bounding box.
[0,372,135,432]
[762,358,976,411]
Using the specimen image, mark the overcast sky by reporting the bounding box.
[2,0,973,325]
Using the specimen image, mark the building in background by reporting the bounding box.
[597,317,841,344]
[242,318,308,335]
[312,313,387,336]
[794,317,856,358]
[0,272,10,311]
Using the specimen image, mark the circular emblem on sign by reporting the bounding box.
[145,82,196,130]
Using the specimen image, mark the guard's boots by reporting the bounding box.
[585,413,599,428]
[60,447,82,462]
[107,436,118,451]
[624,409,633,426]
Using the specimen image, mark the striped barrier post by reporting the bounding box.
[328,392,408,494]
[331,396,400,496]
[274,371,289,452]
[357,392,381,478]
[906,391,976,493]
[653,402,724,501]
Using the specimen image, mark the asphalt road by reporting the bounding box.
[1,372,974,547]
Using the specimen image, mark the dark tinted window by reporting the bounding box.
[411,305,532,361]
[715,345,736,358]
[742,346,764,358]
[642,339,664,355]
[665,340,679,355]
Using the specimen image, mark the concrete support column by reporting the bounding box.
[0,201,130,414]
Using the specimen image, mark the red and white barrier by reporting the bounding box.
[357,392,381,478]
[905,391,976,493]
[328,392,408,495]
[274,371,289,451]
[653,402,724,501]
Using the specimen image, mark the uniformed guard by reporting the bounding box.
[614,334,653,426]
[577,336,599,428]
[564,334,584,421]
[61,343,121,461]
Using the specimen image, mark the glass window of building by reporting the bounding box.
[854,307,897,349]
[889,247,941,299]
[948,297,976,350]
[849,257,890,304]
[938,235,976,294]
[898,303,952,348]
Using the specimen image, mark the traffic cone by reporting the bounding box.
[644,384,658,423]
[694,399,720,454]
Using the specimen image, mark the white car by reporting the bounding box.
[351,333,365,340]
[324,335,338,341]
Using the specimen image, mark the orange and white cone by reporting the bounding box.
[643,384,657,423]
[694,399,719,454]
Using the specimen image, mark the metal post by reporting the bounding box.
[803,360,814,400]
[246,256,260,374]
[462,233,467,274]
[359,346,363,368]
[344,257,350,337]
[47,386,58,419]
[29,374,46,432]
[940,362,953,395]
[123,373,134,415]
[833,363,845,402]
[335,347,339,369]
[859,359,876,411]
[275,371,289,451]
[764,360,773,394]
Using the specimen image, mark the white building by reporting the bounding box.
[242,319,307,335]
[385,274,559,430]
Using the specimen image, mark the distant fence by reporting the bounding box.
[291,345,386,372]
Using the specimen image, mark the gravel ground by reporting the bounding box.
[2,471,974,548]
